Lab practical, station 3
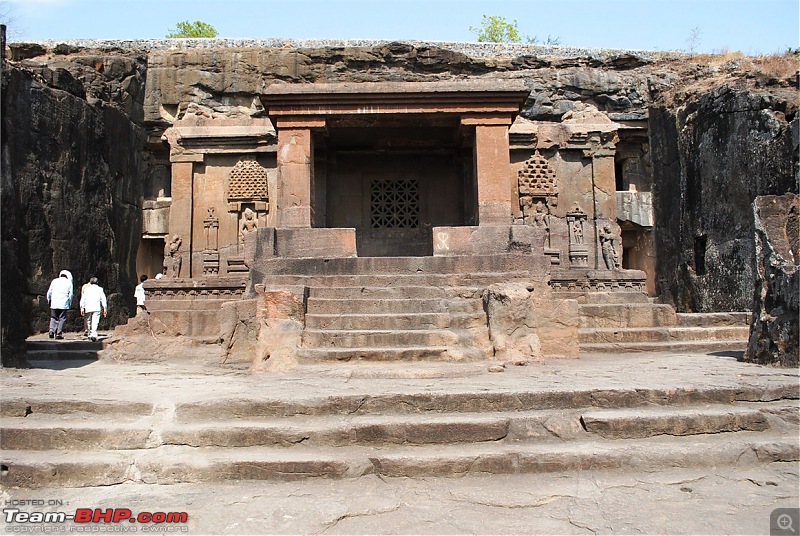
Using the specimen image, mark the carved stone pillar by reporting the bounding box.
[167,160,196,278]
[275,117,325,228]
[463,115,514,225]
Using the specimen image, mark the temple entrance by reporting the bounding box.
[319,115,475,256]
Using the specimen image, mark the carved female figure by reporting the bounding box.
[599,224,621,270]
[163,235,183,278]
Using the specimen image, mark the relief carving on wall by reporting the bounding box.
[163,234,183,278]
[203,207,220,275]
[518,151,560,264]
[227,157,269,272]
[599,222,622,270]
[566,204,589,268]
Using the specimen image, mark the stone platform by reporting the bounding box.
[1,352,798,533]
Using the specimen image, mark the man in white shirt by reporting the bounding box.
[79,277,108,342]
[134,274,148,315]
[46,270,73,340]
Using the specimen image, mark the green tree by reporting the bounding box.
[469,15,521,43]
[166,20,218,38]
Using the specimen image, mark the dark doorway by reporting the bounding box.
[320,115,473,256]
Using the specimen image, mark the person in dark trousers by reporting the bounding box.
[46,270,73,340]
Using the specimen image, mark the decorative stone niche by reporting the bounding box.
[226,157,270,273]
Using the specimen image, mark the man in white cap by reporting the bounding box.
[46,270,73,340]
[79,277,107,342]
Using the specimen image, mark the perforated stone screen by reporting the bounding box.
[371,179,420,229]
[228,158,268,201]
[518,151,557,197]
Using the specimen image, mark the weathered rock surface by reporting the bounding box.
[650,86,799,313]
[745,194,799,366]
[484,282,579,360]
[1,58,148,365]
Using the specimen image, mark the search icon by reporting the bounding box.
[778,514,796,533]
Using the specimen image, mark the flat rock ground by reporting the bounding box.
[1,465,798,535]
[1,348,798,535]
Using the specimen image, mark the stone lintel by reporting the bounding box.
[170,153,205,163]
[460,113,513,126]
[274,116,327,129]
[163,119,277,160]
[262,81,529,118]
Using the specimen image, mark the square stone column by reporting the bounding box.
[463,115,514,225]
[275,118,325,228]
[592,151,618,221]
[167,159,197,277]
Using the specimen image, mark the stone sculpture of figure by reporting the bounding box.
[163,234,183,278]
[532,201,550,248]
[239,208,258,243]
[572,220,584,244]
[599,224,621,270]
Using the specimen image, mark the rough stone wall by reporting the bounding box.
[650,86,799,312]
[745,194,799,366]
[140,42,683,126]
[1,53,148,364]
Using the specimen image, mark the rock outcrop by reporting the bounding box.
[745,194,799,366]
[650,85,799,313]
[1,54,148,365]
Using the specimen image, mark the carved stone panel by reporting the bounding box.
[566,205,589,268]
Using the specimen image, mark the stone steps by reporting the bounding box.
[266,272,532,289]
[302,328,487,348]
[307,285,484,300]
[306,297,483,315]
[2,372,795,488]
[305,312,487,330]
[260,254,541,276]
[2,426,795,488]
[676,312,751,327]
[300,279,493,362]
[25,337,108,361]
[297,346,493,362]
[579,326,750,344]
[0,405,776,451]
[581,340,748,353]
[578,303,678,328]
[0,435,776,487]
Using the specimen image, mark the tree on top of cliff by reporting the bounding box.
[166,20,218,38]
[469,14,561,45]
[470,15,521,42]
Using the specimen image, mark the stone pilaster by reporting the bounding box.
[275,118,325,228]
[464,115,514,225]
[167,160,196,277]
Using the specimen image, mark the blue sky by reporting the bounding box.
[4,0,799,54]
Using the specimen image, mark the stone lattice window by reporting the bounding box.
[518,150,558,198]
[228,157,268,201]
[371,179,420,229]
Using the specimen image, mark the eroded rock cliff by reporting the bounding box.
[650,84,798,312]
[1,53,148,365]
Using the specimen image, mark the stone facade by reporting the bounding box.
[2,39,797,365]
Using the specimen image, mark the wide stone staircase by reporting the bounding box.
[260,255,537,362]
[299,284,493,362]
[1,365,797,488]
[576,292,751,353]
